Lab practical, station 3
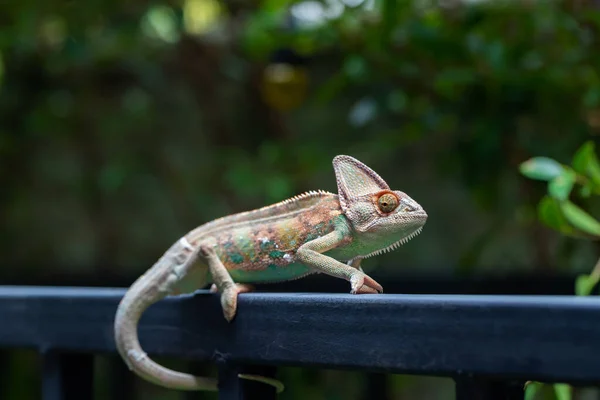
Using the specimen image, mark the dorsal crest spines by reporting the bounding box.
[275,190,334,207]
[192,190,336,238]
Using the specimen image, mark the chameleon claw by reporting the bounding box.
[350,273,383,294]
[238,373,285,393]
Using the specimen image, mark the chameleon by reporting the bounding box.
[114,155,427,392]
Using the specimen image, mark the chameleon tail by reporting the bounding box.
[114,252,219,391]
[114,242,285,392]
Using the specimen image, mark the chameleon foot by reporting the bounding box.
[350,272,383,294]
[238,373,285,393]
[355,285,380,294]
[219,283,254,322]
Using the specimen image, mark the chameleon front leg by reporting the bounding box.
[297,231,383,294]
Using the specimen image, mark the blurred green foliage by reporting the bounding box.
[520,140,600,399]
[2,0,600,399]
[3,0,600,279]
[520,141,600,297]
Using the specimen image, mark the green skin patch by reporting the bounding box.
[216,203,345,283]
[226,215,354,283]
[229,262,312,283]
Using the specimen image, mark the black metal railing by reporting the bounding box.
[0,285,599,399]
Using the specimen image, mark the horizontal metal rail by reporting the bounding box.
[0,286,599,399]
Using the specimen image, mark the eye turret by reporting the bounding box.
[377,193,399,213]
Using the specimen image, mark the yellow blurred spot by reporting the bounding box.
[184,0,223,35]
[261,63,309,111]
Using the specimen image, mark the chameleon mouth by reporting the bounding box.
[361,226,423,259]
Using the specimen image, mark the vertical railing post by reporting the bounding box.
[361,373,389,400]
[108,355,135,400]
[455,377,525,400]
[41,351,94,400]
[218,365,279,400]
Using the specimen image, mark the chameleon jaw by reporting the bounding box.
[360,226,423,259]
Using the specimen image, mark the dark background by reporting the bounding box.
[1,0,599,398]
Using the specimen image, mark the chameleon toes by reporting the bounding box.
[219,283,254,321]
[220,291,237,322]
[363,275,383,293]
[355,285,380,294]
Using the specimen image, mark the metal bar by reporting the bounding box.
[0,286,599,384]
[41,351,94,400]
[455,378,524,400]
[1,274,581,296]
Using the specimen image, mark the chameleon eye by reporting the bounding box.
[377,193,399,213]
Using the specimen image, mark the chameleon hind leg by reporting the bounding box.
[198,245,248,322]
[198,245,285,393]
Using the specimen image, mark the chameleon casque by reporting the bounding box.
[114,155,427,392]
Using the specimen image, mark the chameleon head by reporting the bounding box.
[332,155,427,256]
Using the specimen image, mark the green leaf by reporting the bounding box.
[538,196,576,235]
[548,169,576,201]
[553,383,571,400]
[572,141,600,186]
[576,273,600,296]
[560,200,600,237]
[524,381,542,400]
[520,157,563,181]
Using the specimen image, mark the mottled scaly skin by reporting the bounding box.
[190,192,343,283]
[114,155,428,393]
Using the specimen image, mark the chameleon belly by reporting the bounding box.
[228,262,313,283]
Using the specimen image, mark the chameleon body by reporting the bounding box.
[114,155,427,392]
